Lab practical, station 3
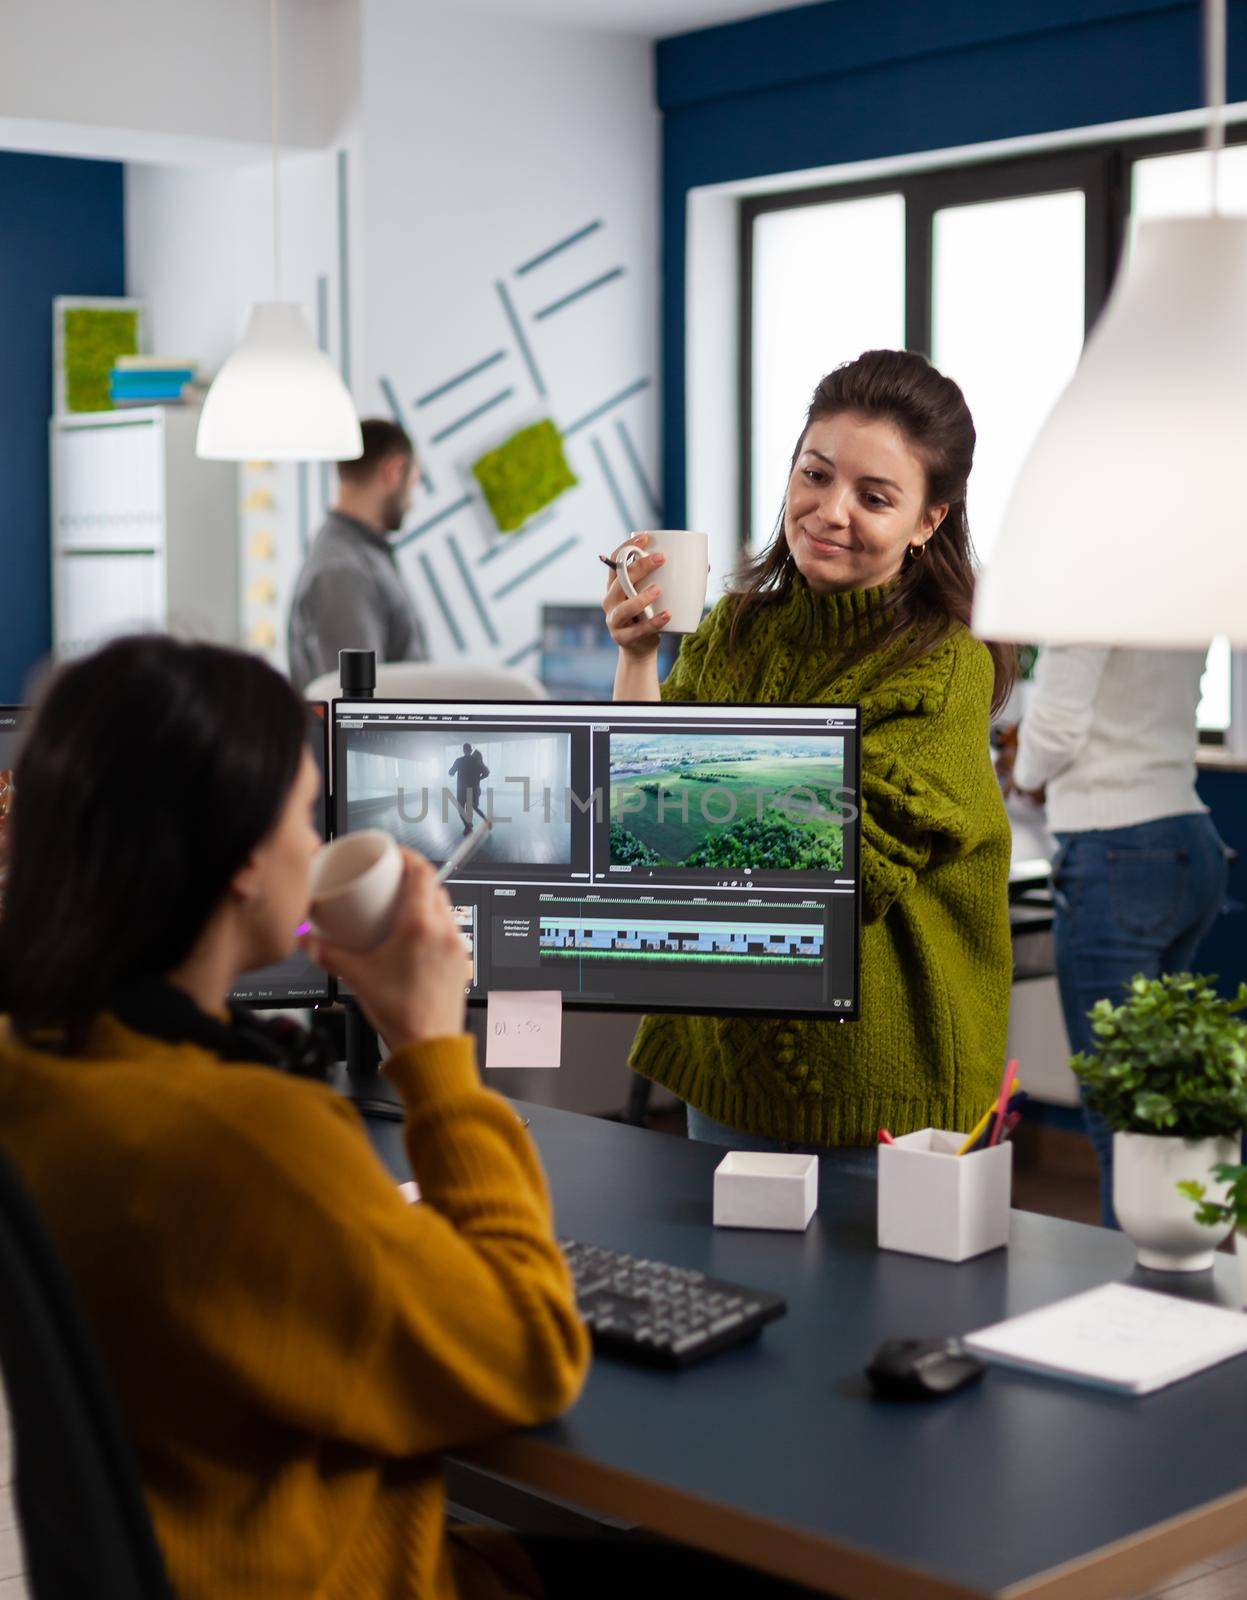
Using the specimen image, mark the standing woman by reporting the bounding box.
[603,350,1016,1161]
[1008,645,1227,1226]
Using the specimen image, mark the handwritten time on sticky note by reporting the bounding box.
[486,990,562,1069]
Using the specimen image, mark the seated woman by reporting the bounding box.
[604,350,1016,1163]
[0,637,830,1600]
[0,636,591,1599]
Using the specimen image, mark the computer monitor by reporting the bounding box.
[540,604,681,701]
[230,702,333,1008]
[0,707,26,921]
[333,698,860,1020]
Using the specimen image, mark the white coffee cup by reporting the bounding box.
[308,829,403,951]
[614,529,709,634]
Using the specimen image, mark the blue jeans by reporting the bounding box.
[1052,812,1228,1229]
[685,1106,878,1179]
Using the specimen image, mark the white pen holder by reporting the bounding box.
[877,1129,1012,1262]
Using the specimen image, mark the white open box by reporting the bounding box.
[877,1128,1012,1262]
[713,1151,818,1232]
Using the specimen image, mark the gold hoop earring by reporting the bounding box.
[909,541,927,559]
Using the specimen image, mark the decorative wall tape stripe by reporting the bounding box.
[505,637,541,667]
[495,280,547,398]
[562,377,650,438]
[591,436,634,535]
[477,508,558,566]
[416,351,507,407]
[378,374,434,494]
[297,462,310,558]
[492,534,581,602]
[447,533,500,646]
[418,551,466,652]
[429,387,514,446]
[337,149,352,388]
[316,275,330,351]
[394,493,474,550]
[615,418,662,520]
[533,267,625,321]
[516,220,603,276]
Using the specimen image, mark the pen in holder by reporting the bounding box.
[878,1130,1013,1262]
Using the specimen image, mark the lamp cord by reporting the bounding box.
[1206,0,1226,214]
[271,0,282,300]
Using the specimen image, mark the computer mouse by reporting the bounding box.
[865,1338,986,1401]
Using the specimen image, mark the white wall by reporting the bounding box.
[359,0,662,668]
[109,0,662,672]
[0,0,358,159]
[125,144,358,660]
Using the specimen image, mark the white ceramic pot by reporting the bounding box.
[1113,1131,1239,1271]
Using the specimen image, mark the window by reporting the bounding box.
[748,194,905,549]
[931,191,1085,568]
[743,130,1247,740]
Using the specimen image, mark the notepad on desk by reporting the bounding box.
[964,1283,1247,1394]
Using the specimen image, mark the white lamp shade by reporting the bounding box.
[196,303,363,462]
[973,216,1247,647]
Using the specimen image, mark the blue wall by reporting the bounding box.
[0,152,126,702]
[656,0,1247,523]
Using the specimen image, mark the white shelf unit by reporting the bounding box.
[51,407,239,658]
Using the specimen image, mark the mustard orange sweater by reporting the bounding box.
[0,1015,590,1598]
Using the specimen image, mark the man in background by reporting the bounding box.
[287,418,427,692]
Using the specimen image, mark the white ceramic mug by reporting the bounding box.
[308,829,403,951]
[614,529,709,634]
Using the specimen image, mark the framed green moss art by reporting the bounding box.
[471,418,577,533]
[53,296,146,415]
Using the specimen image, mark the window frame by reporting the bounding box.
[738,124,1247,742]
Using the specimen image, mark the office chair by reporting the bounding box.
[0,1151,175,1599]
[303,661,548,703]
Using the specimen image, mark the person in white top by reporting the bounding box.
[1008,646,1227,1228]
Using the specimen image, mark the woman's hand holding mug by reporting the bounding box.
[603,529,710,649]
[602,531,670,657]
[306,849,469,1050]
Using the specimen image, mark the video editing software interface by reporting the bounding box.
[334,699,860,1019]
[231,703,332,1008]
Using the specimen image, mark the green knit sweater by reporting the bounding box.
[628,576,1012,1147]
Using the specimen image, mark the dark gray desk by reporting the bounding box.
[367,1104,1247,1600]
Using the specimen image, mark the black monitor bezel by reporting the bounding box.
[230,700,335,1011]
[331,695,862,1022]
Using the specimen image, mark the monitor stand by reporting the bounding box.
[343,1005,404,1120]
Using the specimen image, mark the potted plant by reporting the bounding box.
[1071,974,1247,1271]
[1178,1165,1247,1304]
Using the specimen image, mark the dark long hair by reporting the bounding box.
[730,349,1017,712]
[0,636,306,1050]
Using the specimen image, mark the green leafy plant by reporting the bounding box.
[1070,973,1247,1139]
[1178,1164,1247,1230]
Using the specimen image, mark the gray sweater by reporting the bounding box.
[287,511,427,692]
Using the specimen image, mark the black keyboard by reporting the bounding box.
[560,1239,786,1369]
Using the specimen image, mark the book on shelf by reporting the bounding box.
[113,355,199,373]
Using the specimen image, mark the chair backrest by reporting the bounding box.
[0,1151,174,1599]
[304,661,549,704]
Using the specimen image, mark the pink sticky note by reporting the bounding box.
[486,989,563,1070]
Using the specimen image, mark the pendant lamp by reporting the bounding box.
[972,0,1247,646]
[196,0,362,461]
